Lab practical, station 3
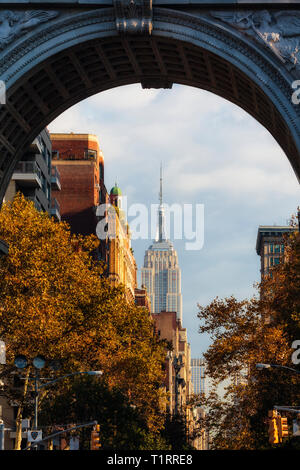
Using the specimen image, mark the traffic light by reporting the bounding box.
[277,416,289,441]
[90,424,101,450]
[268,410,279,445]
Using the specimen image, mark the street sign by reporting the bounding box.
[27,430,42,443]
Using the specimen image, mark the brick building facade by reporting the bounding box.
[152,311,192,415]
[51,133,138,299]
[51,133,107,237]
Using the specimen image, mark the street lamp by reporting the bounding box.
[256,363,300,374]
[14,355,28,369]
[14,355,103,448]
[33,369,103,436]
[38,370,103,390]
[32,355,46,370]
[256,363,271,370]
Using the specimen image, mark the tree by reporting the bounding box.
[39,375,170,450]
[197,226,300,450]
[0,194,167,448]
[260,224,300,340]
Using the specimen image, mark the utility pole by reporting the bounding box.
[34,370,39,431]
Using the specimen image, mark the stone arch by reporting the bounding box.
[0,6,299,203]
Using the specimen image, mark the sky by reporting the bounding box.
[48,83,300,360]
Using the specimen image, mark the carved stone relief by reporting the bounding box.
[113,0,152,35]
[210,10,300,70]
[0,10,59,50]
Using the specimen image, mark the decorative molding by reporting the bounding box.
[0,9,115,81]
[210,10,300,71]
[153,8,300,127]
[113,0,152,35]
[0,10,59,50]
[141,77,173,88]
[0,6,298,132]
[0,6,297,127]
[0,6,298,181]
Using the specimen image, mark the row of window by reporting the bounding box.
[269,257,280,266]
[266,243,284,254]
[52,148,99,162]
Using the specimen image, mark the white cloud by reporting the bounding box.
[168,164,298,198]
[86,84,161,110]
[48,83,300,358]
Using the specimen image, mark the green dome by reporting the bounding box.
[110,182,122,196]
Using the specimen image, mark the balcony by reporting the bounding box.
[51,165,61,191]
[29,136,43,154]
[50,198,61,222]
[12,161,42,188]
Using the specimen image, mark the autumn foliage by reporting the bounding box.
[197,224,300,450]
[0,194,167,446]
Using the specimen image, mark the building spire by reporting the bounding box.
[157,162,166,242]
[159,161,163,206]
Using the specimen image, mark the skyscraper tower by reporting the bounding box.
[141,165,183,322]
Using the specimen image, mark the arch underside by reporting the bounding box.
[0,11,299,201]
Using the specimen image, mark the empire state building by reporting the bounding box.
[141,167,183,322]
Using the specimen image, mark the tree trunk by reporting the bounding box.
[14,368,30,450]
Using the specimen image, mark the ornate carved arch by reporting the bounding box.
[0,5,299,203]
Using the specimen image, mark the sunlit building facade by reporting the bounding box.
[191,358,205,396]
[50,132,106,236]
[141,169,182,322]
[256,225,298,279]
[106,183,137,303]
[152,311,192,414]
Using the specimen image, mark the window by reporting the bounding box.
[84,149,97,161]
[274,257,280,265]
[275,244,280,253]
[52,150,59,160]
